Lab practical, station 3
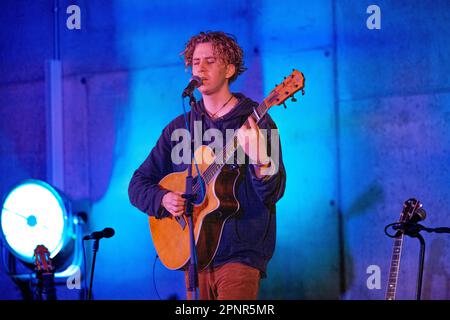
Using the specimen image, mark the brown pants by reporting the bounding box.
[185,262,261,300]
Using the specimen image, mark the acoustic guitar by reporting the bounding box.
[149,70,305,271]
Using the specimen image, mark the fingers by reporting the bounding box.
[162,192,186,217]
[237,116,270,166]
[237,116,260,150]
[247,115,258,129]
[170,195,185,206]
[241,116,258,131]
[170,208,184,217]
[169,194,186,216]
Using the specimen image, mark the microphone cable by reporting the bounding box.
[152,254,162,300]
[384,222,403,238]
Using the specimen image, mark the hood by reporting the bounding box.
[192,93,259,122]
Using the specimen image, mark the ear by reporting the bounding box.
[225,64,236,80]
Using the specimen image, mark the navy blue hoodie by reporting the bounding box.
[128,93,286,277]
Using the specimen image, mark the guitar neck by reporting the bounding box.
[199,101,270,186]
[192,69,304,192]
[385,233,404,300]
[220,100,269,165]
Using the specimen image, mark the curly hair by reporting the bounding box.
[181,31,246,83]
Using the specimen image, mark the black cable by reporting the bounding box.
[384,222,402,238]
[152,254,162,300]
[384,222,450,238]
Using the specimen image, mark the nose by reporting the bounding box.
[198,59,208,71]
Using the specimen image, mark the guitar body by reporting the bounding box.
[149,145,242,270]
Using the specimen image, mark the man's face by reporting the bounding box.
[192,42,235,96]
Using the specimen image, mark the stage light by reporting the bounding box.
[0,179,74,267]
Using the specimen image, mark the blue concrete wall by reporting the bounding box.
[337,0,450,299]
[0,0,449,300]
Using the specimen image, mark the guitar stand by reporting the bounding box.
[402,228,425,300]
[390,222,450,300]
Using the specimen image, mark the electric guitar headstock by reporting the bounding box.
[399,198,424,225]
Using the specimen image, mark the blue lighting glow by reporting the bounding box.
[0,180,69,263]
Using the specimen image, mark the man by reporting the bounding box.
[128,31,286,300]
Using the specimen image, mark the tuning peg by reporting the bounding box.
[283,102,287,109]
[291,96,297,102]
[302,89,305,95]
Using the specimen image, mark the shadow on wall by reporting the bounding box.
[342,183,385,297]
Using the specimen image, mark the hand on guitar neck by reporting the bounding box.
[237,115,272,179]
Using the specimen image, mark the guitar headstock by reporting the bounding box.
[264,69,305,109]
[399,198,425,224]
[33,244,54,273]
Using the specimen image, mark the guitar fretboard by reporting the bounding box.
[385,234,404,300]
[192,100,271,193]
[188,69,304,194]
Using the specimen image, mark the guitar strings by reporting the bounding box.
[193,101,267,193]
[191,102,267,194]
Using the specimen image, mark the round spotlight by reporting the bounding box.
[0,179,73,265]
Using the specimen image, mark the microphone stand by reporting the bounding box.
[387,222,450,300]
[87,239,99,300]
[183,92,200,300]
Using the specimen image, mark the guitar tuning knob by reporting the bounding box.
[291,96,297,102]
[283,102,287,109]
[302,89,305,95]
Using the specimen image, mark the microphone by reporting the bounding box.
[83,227,115,240]
[182,76,202,98]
